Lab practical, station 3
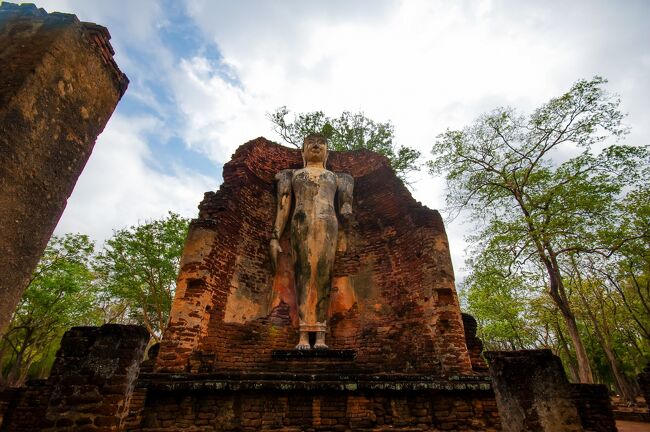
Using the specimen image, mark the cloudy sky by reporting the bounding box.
[35,0,650,278]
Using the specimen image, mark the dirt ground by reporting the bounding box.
[617,420,650,431]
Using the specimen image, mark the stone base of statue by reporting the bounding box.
[272,348,356,360]
[127,368,499,431]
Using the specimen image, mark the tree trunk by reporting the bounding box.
[557,304,594,383]
[602,342,637,402]
[543,255,594,383]
[16,356,35,387]
[606,271,650,343]
[555,319,580,382]
[6,348,25,387]
[573,281,638,401]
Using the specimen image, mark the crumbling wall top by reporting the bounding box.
[0,2,129,101]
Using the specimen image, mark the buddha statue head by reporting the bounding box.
[302,133,329,168]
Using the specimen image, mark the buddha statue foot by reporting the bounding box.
[313,330,328,349]
[295,329,310,350]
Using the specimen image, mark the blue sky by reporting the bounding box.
[114,1,224,178]
[27,0,650,277]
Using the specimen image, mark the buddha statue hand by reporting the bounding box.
[269,238,282,273]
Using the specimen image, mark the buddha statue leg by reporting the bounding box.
[312,216,337,349]
[292,215,312,349]
[291,213,337,349]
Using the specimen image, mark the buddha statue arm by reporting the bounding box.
[270,169,293,273]
[337,173,354,221]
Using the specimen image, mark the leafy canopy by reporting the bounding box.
[429,76,647,261]
[0,234,100,387]
[94,212,189,341]
[1,214,192,386]
[269,107,420,182]
[430,76,650,384]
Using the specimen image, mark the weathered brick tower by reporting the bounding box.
[0,3,128,334]
[125,138,499,431]
[157,139,478,376]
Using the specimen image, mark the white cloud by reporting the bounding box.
[171,57,269,162]
[54,114,216,244]
[179,0,650,278]
[35,0,168,66]
[36,0,178,120]
[35,0,165,46]
[36,0,648,279]
[39,0,216,245]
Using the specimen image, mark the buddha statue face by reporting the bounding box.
[302,134,328,167]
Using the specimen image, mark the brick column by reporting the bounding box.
[0,2,128,334]
[485,349,583,432]
[43,324,149,431]
[570,384,616,432]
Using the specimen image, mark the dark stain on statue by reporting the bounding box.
[294,210,306,224]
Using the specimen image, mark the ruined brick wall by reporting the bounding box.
[43,325,149,431]
[157,138,473,376]
[462,313,489,374]
[0,380,50,431]
[0,325,148,431]
[0,3,128,333]
[0,387,17,426]
[485,349,584,432]
[570,384,617,432]
[639,363,650,411]
[123,388,148,431]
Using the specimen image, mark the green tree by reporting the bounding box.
[269,107,420,182]
[0,234,100,388]
[565,255,639,401]
[429,76,649,383]
[607,186,650,346]
[95,212,189,341]
[463,242,543,351]
[575,184,650,395]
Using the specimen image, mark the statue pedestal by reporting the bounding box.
[272,349,356,360]
[270,349,358,374]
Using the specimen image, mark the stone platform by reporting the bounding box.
[124,373,500,431]
[137,372,493,392]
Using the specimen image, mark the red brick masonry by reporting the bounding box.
[157,138,475,376]
[126,374,500,431]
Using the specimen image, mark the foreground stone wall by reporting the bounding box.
[486,350,583,432]
[0,379,49,431]
[157,138,473,376]
[486,349,619,432]
[0,325,148,431]
[0,3,128,334]
[639,363,650,411]
[570,384,617,432]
